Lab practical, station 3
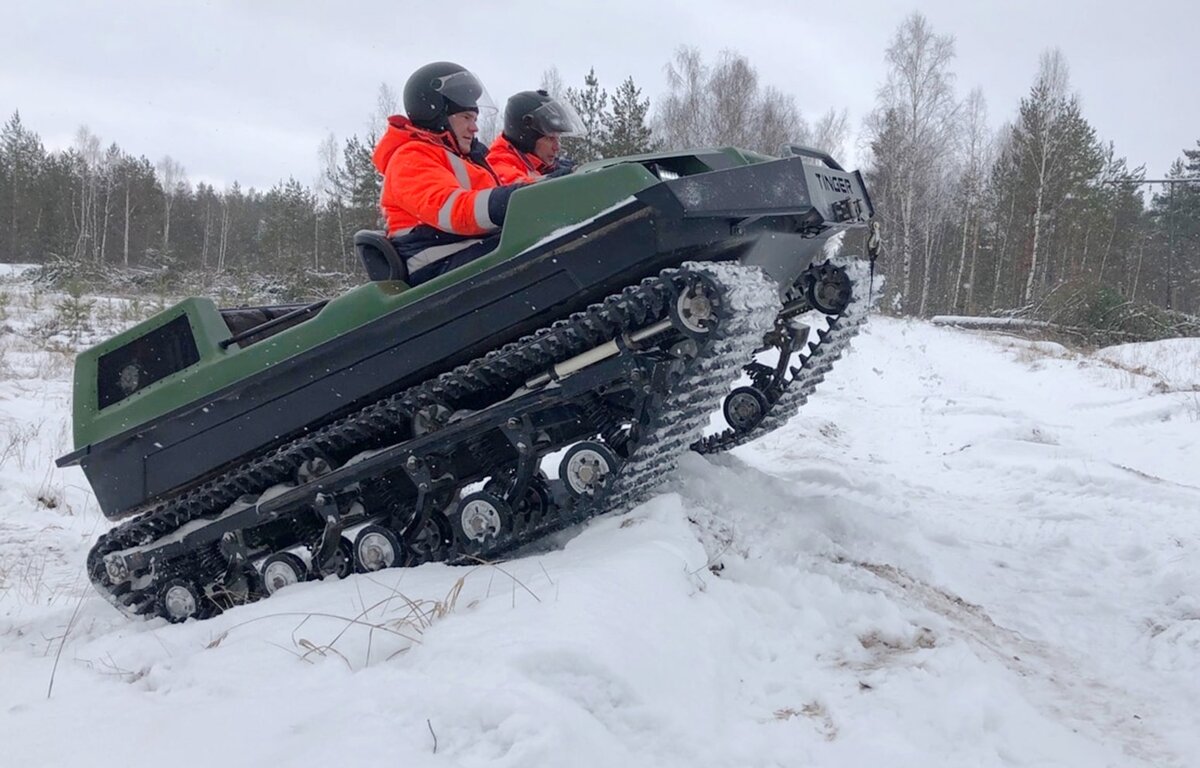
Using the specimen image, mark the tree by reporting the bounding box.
[656,47,811,155]
[111,154,156,268]
[563,68,609,163]
[260,178,316,272]
[540,67,565,98]
[999,50,1102,304]
[318,132,351,269]
[1144,144,1200,312]
[367,82,398,141]
[156,155,186,257]
[338,134,382,233]
[1,111,46,262]
[951,88,990,313]
[70,126,102,263]
[602,77,656,157]
[811,108,850,160]
[657,47,709,149]
[863,12,960,314]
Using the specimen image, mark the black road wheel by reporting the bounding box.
[353,525,404,573]
[723,386,770,432]
[484,470,553,535]
[804,263,853,315]
[158,578,204,623]
[405,511,454,565]
[454,492,513,554]
[560,441,621,498]
[669,273,722,337]
[517,473,553,534]
[296,454,335,484]
[312,538,355,579]
[261,551,308,595]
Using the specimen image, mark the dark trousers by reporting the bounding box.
[402,235,501,287]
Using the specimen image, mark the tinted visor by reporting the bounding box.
[527,99,585,137]
[431,70,497,115]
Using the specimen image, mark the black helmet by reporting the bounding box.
[403,61,495,132]
[503,90,586,153]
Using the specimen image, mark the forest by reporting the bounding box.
[1,13,1196,340]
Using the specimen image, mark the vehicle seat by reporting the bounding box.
[355,230,409,283]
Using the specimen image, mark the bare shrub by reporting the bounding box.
[0,420,43,471]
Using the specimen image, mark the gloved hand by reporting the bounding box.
[543,156,576,178]
[488,182,530,226]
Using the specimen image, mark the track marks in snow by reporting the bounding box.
[839,557,1181,767]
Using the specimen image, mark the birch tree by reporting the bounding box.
[864,12,960,313]
[368,82,398,141]
[1003,50,1100,303]
[72,126,101,263]
[656,47,810,155]
[539,67,565,98]
[156,155,185,257]
[811,108,850,160]
[951,88,990,312]
[318,132,350,269]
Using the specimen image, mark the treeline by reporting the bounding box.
[862,13,1199,334]
[0,113,384,283]
[1,19,1197,334]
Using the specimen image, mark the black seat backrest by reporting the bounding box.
[355,230,409,283]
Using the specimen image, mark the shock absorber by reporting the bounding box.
[582,396,633,456]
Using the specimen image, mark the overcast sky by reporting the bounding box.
[2,0,1196,191]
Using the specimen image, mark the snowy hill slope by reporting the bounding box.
[1,279,1197,767]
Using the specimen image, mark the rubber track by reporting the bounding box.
[439,263,779,559]
[691,258,875,455]
[87,268,734,614]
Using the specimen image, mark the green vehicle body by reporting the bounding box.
[59,145,873,526]
[69,154,775,450]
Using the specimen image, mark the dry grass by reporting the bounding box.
[203,562,543,672]
[0,420,43,471]
[773,701,839,740]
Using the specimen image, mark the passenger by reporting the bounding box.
[373,61,526,286]
[487,90,585,184]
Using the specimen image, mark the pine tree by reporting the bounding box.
[339,134,382,232]
[1001,51,1102,304]
[602,77,655,157]
[1,111,46,262]
[563,68,609,163]
[1145,144,1200,311]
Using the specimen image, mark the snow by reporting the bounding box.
[0,263,37,277]
[1096,338,1200,393]
[2,277,1199,767]
[932,314,1054,329]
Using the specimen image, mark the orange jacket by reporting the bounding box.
[373,116,501,237]
[486,135,549,184]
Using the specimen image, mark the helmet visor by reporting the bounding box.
[527,99,586,137]
[432,70,497,115]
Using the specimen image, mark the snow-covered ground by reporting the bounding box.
[1,273,1198,767]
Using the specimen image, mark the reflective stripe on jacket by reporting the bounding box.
[372,115,501,238]
[486,135,548,184]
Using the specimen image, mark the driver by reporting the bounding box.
[373,61,526,286]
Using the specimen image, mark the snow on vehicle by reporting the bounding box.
[57,144,879,622]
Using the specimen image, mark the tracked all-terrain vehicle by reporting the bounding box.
[58,145,879,622]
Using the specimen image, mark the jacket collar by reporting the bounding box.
[373,115,482,174]
[496,135,549,173]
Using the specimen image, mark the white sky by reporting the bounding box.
[2,0,1196,190]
